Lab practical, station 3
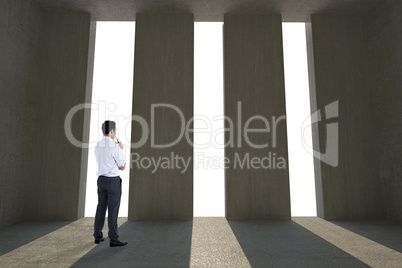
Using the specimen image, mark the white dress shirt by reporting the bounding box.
[94,136,126,177]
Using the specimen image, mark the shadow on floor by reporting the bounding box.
[329,219,402,253]
[0,220,72,256]
[228,220,370,268]
[71,220,193,267]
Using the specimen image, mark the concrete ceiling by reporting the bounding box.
[35,0,383,22]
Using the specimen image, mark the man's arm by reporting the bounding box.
[119,163,126,171]
[113,142,126,168]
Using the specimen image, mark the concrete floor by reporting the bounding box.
[0,217,401,267]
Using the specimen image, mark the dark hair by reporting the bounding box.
[101,120,116,135]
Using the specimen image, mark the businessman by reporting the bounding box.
[93,120,128,247]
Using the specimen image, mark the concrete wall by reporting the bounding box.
[305,22,324,218]
[224,14,291,220]
[0,0,91,227]
[365,0,402,223]
[1,0,400,227]
[129,13,194,220]
[77,21,96,220]
[29,9,91,221]
[0,0,45,228]
[309,14,383,220]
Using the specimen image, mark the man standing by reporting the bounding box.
[93,120,128,247]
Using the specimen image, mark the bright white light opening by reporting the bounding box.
[194,22,225,217]
[282,23,317,216]
[84,22,135,217]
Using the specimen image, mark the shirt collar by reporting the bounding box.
[103,136,114,142]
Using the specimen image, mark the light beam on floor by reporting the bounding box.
[293,217,402,267]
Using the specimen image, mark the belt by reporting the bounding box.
[99,175,120,179]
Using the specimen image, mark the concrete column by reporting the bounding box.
[365,0,402,223]
[224,14,291,220]
[31,9,92,221]
[305,23,324,218]
[1,2,92,226]
[77,20,97,219]
[129,13,194,220]
[308,14,382,220]
[0,0,44,228]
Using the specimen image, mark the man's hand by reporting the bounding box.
[118,141,124,149]
[118,163,126,171]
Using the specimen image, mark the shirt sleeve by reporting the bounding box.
[112,145,126,167]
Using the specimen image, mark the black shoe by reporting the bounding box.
[94,237,105,244]
[110,240,128,247]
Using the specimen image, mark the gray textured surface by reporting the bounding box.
[77,21,97,219]
[129,13,194,220]
[305,22,324,218]
[309,14,383,220]
[0,0,91,227]
[1,0,400,230]
[224,14,291,220]
[0,0,44,228]
[34,0,383,22]
[365,0,402,223]
[25,9,91,221]
[0,217,401,267]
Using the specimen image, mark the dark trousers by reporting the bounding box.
[93,176,122,242]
